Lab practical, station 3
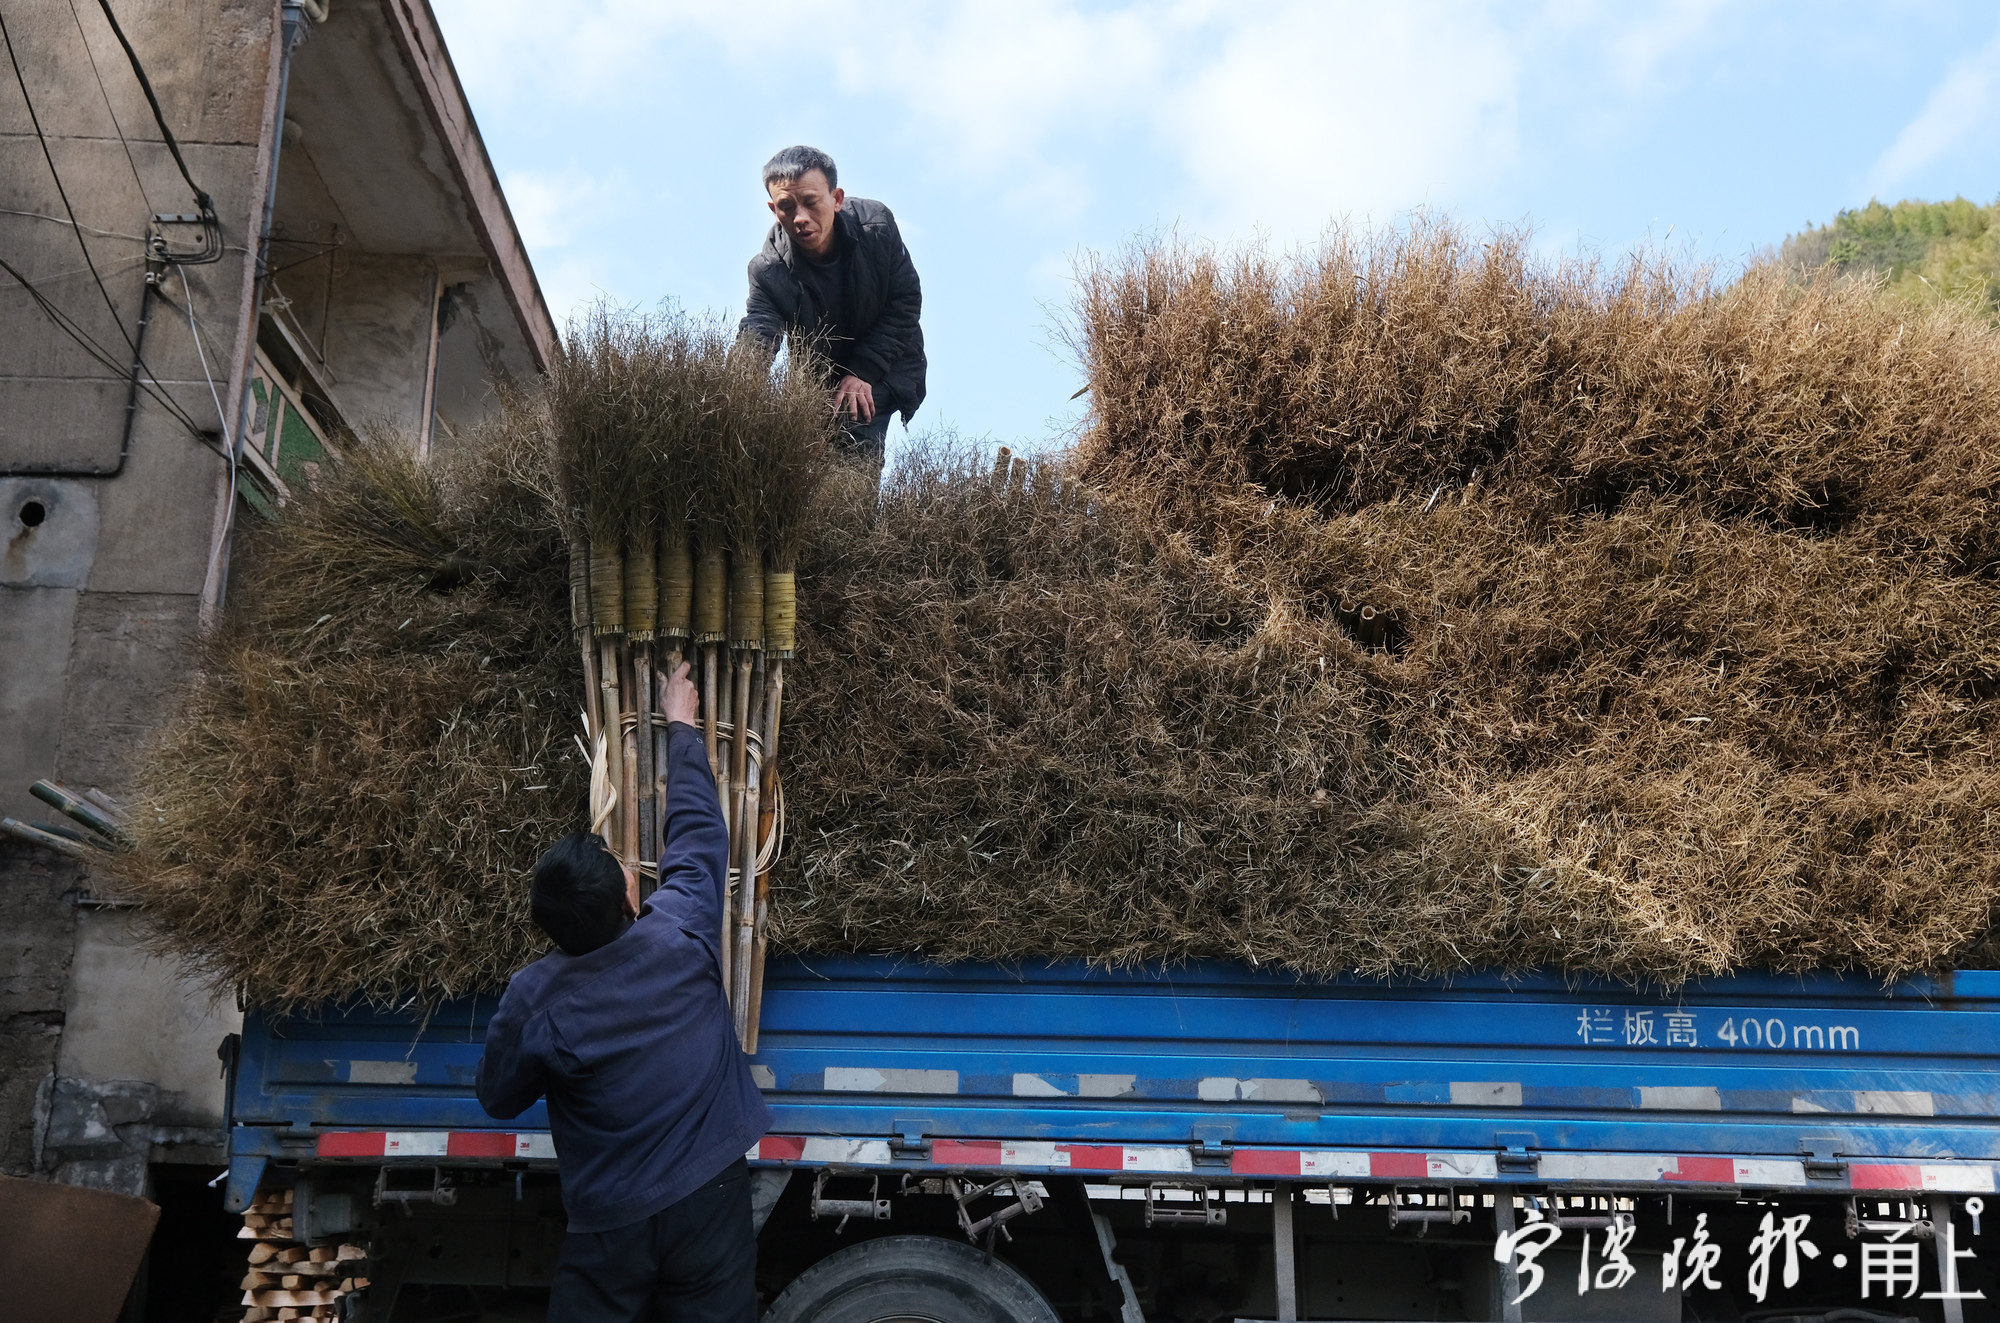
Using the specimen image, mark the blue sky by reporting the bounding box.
[433,1,2000,455]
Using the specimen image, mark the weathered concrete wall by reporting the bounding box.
[321,252,441,438]
[57,910,237,1128]
[1,0,553,1208]
[0,0,276,1194]
[43,908,239,1193]
[0,842,79,1177]
[1,479,95,823]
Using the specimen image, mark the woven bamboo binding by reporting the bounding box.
[763,569,796,658]
[625,530,658,641]
[693,547,727,644]
[728,553,764,650]
[588,541,625,635]
[657,533,694,641]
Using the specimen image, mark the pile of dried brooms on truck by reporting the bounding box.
[119,220,2000,1012]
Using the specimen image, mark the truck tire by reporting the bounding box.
[762,1234,1061,1323]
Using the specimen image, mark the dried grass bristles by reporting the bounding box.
[114,221,2000,1009]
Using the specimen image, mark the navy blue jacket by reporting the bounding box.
[476,722,772,1232]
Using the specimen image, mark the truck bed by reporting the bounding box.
[222,956,2000,1210]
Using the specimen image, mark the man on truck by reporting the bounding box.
[739,144,926,483]
[477,662,771,1323]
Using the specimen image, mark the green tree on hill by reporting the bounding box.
[1781,195,2000,318]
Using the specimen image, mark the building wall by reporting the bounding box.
[1,0,553,1203]
[0,0,279,1188]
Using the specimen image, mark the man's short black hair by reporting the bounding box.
[531,832,628,956]
[763,145,837,193]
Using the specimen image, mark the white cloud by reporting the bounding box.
[1606,0,1729,88]
[1162,1,1522,241]
[442,0,1746,252]
[1866,24,2000,199]
[495,169,627,322]
[499,168,606,251]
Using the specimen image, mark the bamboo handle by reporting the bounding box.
[701,645,720,781]
[597,637,624,852]
[632,643,653,871]
[743,659,785,1051]
[732,773,759,1044]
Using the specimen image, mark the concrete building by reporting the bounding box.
[0,0,552,1307]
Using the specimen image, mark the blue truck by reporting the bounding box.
[222,956,1998,1322]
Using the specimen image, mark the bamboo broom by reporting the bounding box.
[654,528,693,856]
[725,546,764,1038]
[740,348,835,1049]
[644,327,697,865]
[568,540,597,741]
[588,528,626,860]
[547,305,639,861]
[625,524,658,867]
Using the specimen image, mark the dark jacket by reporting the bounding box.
[740,196,926,422]
[475,723,772,1233]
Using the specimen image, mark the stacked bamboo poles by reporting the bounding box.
[544,305,833,1047]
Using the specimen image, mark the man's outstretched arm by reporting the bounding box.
[647,663,730,960]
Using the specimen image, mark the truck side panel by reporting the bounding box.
[227,958,2000,1203]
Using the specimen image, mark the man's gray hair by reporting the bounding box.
[762,145,837,192]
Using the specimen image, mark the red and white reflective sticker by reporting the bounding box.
[314,1131,552,1161]
[311,1131,1999,1194]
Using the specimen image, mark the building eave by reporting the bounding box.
[374,0,558,373]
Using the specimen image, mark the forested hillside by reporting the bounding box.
[1782,195,2000,318]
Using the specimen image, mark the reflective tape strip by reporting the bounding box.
[933,1138,1003,1166]
[1733,1159,1807,1188]
[315,1132,387,1158]
[1062,1145,1127,1171]
[1845,1162,1997,1193]
[799,1137,894,1165]
[1543,1154,1676,1182]
[1001,1142,1068,1168]
[757,1135,807,1162]
[711,1135,1997,1193]
[1851,1163,1926,1190]
[1667,1156,1737,1183]
[314,1131,557,1160]
[1370,1152,1429,1180]
[382,1132,447,1157]
[1922,1165,1997,1193]
[446,1132,515,1159]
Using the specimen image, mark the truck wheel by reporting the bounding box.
[763,1234,1060,1323]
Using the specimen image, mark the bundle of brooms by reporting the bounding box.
[536,308,831,1044]
[118,221,2000,1010]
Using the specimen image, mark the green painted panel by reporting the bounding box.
[274,399,329,488]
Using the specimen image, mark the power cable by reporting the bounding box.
[0,253,214,445]
[0,3,138,355]
[0,208,147,242]
[91,0,212,216]
[66,0,151,214]
[182,265,243,612]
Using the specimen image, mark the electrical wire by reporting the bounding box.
[91,0,211,216]
[0,253,212,444]
[181,265,243,614]
[66,0,151,214]
[0,208,147,242]
[0,2,139,355]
